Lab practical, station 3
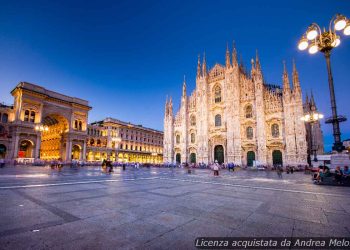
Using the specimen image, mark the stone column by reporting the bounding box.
[65,139,72,162]
[35,134,41,159]
[82,142,86,161]
[12,134,20,159]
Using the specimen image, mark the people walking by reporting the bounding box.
[213,161,219,176]
[0,158,5,168]
[277,165,283,179]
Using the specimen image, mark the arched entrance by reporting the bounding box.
[175,153,181,164]
[214,145,224,164]
[272,150,283,166]
[40,114,69,160]
[190,153,196,163]
[247,151,255,167]
[71,145,81,160]
[0,144,6,159]
[18,140,34,158]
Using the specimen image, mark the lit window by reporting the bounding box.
[24,110,30,122]
[30,111,35,123]
[214,85,221,103]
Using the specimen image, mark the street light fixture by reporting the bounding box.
[301,111,324,162]
[298,14,349,152]
[35,124,49,132]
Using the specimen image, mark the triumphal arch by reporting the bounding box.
[8,82,91,162]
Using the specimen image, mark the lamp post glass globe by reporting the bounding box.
[344,24,350,35]
[298,39,309,50]
[334,15,347,30]
[331,38,341,47]
[308,44,318,54]
[306,27,318,40]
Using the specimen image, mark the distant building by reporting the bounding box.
[164,45,311,167]
[86,118,163,163]
[303,92,324,165]
[0,82,163,163]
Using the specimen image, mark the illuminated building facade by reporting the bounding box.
[164,45,310,167]
[0,82,163,163]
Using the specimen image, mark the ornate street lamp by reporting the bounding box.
[298,14,349,152]
[34,124,49,132]
[301,111,324,162]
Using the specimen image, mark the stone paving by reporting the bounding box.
[0,166,349,249]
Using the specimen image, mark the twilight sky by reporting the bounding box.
[0,0,349,152]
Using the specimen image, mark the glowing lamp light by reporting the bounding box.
[334,15,347,31]
[344,23,350,35]
[319,114,324,119]
[313,113,319,120]
[331,38,340,47]
[306,26,318,40]
[308,44,318,54]
[298,37,309,50]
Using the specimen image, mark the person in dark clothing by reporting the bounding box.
[334,166,343,184]
[122,163,126,171]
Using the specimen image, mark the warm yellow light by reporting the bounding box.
[319,114,324,119]
[35,125,39,131]
[298,38,308,50]
[308,44,318,54]
[334,15,347,31]
[306,26,318,40]
[344,24,350,35]
[331,38,340,47]
[44,126,49,131]
[313,113,319,120]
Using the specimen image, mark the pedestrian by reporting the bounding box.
[277,165,283,179]
[213,160,219,176]
[122,163,126,171]
[108,160,113,173]
[290,166,294,174]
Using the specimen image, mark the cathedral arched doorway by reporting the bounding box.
[247,151,255,167]
[72,145,81,160]
[214,145,224,164]
[40,114,69,160]
[175,153,181,164]
[272,150,283,166]
[18,140,34,158]
[0,144,7,159]
[190,153,196,163]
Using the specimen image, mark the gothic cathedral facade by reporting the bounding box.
[163,45,308,167]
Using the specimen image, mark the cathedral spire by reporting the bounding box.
[282,60,291,92]
[232,41,237,66]
[310,91,316,110]
[202,52,207,77]
[226,43,231,68]
[197,54,201,78]
[182,75,186,97]
[255,49,261,71]
[292,59,301,91]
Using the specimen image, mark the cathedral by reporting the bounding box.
[163,45,310,167]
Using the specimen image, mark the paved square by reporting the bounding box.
[0,166,349,249]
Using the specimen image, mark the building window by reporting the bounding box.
[271,124,279,138]
[74,120,78,129]
[191,133,195,143]
[176,135,180,144]
[29,111,35,123]
[246,127,253,139]
[190,115,196,126]
[215,114,221,127]
[79,121,82,131]
[1,113,8,123]
[245,105,253,118]
[24,110,30,122]
[214,85,221,103]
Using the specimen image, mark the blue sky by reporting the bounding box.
[0,0,349,151]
